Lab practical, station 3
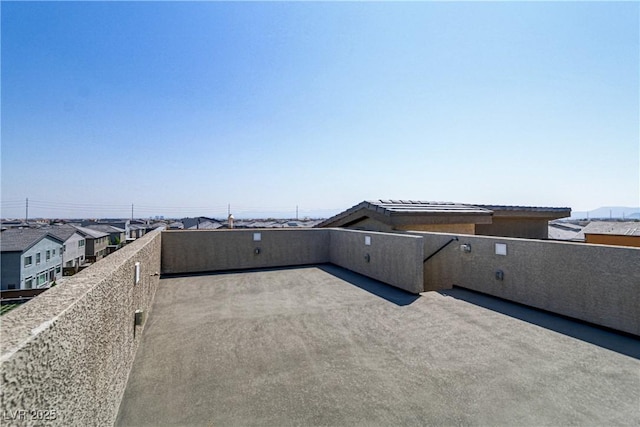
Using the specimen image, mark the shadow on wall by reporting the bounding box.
[439,287,640,360]
[319,264,420,307]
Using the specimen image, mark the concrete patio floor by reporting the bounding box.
[116,265,640,426]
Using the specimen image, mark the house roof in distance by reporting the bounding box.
[46,224,84,242]
[316,200,571,228]
[84,224,125,234]
[575,221,640,240]
[0,228,64,252]
[72,225,110,239]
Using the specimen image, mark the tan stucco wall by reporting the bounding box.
[161,229,425,294]
[417,231,640,336]
[344,217,395,232]
[475,218,549,239]
[346,218,476,235]
[585,234,640,248]
[397,223,476,234]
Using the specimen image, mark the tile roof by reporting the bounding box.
[187,220,223,230]
[72,225,110,239]
[46,225,83,242]
[317,200,571,228]
[0,228,63,252]
[316,200,492,228]
[575,221,640,240]
[476,204,571,213]
[367,200,492,214]
[84,224,125,234]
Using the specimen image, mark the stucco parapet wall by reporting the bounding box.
[161,228,331,275]
[1,230,162,427]
[0,230,160,355]
[329,228,424,294]
[161,228,425,294]
[413,231,640,336]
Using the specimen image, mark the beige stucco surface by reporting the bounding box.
[0,231,162,427]
[419,231,640,335]
[161,228,425,294]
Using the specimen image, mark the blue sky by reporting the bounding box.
[2,1,638,219]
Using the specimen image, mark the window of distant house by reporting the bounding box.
[25,277,33,289]
[24,256,33,267]
[46,250,51,261]
[79,240,85,247]
[63,244,66,253]
[52,249,56,256]
[56,265,61,274]
[37,273,47,287]
[36,253,41,265]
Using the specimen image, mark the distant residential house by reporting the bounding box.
[128,224,147,240]
[72,226,110,262]
[47,225,87,268]
[168,222,184,230]
[183,217,223,230]
[83,224,126,255]
[0,220,28,229]
[575,221,640,248]
[146,222,167,232]
[317,200,571,239]
[84,224,126,245]
[82,220,131,240]
[1,228,64,290]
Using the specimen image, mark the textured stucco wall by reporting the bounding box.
[0,230,162,427]
[161,229,424,294]
[161,229,331,275]
[329,229,424,294]
[418,231,640,335]
[345,216,395,232]
[397,223,476,234]
[475,218,549,239]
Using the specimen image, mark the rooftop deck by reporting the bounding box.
[116,265,640,426]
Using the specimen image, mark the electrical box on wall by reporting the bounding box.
[365,236,371,246]
[495,243,507,256]
[253,233,261,242]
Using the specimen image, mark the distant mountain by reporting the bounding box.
[570,206,640,220]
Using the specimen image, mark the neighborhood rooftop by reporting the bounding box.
[0,228,62,252]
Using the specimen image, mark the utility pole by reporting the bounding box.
[25,198,29,224]
[296,205,299,220]
[131,203,134,221]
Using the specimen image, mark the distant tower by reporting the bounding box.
[228,214,234,229]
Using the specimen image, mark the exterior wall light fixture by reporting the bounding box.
[134,309,145,326]
[134,262,140,285]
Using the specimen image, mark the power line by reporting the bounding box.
[1,198,341,218]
